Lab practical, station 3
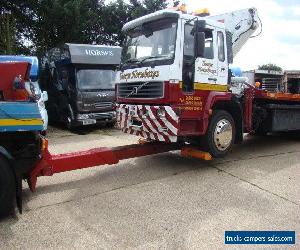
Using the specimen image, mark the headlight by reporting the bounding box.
[77,114,90,119]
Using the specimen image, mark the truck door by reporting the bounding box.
[194,27,228,91]
[182,23,195,92]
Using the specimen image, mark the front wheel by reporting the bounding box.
[203,110,235,158]
[0,156,16,217]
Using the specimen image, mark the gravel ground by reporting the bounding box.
[0,126,299,249]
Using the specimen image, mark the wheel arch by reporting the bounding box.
[211,98,243,144]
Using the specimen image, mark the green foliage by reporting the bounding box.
[100,0,167,46]
[0,0,167,56]
[258,63,283,72]
[0,12,16,54]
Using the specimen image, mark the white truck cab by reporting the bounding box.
[118,8,259,92]
[116,7,260,152]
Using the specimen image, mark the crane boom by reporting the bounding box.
[208,8,260,57]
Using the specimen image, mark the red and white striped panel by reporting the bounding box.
[116,104,179,142]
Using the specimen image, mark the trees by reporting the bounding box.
[100,0,167,46]
[0,12,16,54]
[258,63,283,72]
[0,0,167,56]
[1,0,103,56]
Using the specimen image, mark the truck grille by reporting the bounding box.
[94,102,113,109]
[118,81,164,99]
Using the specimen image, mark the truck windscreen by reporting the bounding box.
[76,69,116,90]
[121,18,177,68]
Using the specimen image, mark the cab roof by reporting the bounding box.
[48,43,122,65]
[122,9,224,32]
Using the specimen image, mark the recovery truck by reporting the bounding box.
[115,7,300,157]
[1,7,300,216]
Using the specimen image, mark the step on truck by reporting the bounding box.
[1,7,300,216]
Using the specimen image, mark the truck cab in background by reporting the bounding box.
[41,43,121,129]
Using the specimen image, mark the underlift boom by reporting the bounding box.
[28,139,212,193]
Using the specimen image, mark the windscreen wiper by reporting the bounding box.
[120,58,141,70]
[124,58,140,64]
[138,55,171,65]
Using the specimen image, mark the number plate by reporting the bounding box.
[82,119,96,125]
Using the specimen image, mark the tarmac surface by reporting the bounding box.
[0,126,299,249]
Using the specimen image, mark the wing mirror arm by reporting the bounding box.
[194,32,205,58]
[194,20,206,58]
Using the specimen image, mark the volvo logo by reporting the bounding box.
[126,81,150,98]
[132,87,139,94]
[97,93,108,98]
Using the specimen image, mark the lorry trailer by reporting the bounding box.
[1,6,300,216]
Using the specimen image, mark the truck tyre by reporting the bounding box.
[203,110,235,158]
[0,156,15,217]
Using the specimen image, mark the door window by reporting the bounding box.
[217,32,225,62]
[182,24,195,92]
[203,30,214,59]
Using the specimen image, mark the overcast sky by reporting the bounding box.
[177,0,300,70]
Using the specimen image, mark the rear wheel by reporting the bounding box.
[0,156,15,217]
[203,110,235,158]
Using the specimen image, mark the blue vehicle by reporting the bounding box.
[0,61,44,216]
[0,56,48,130]
[0,101,43,216]
[230,66,243,77]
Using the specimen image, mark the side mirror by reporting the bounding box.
[42,91,48,102]
[194,31,205,58]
